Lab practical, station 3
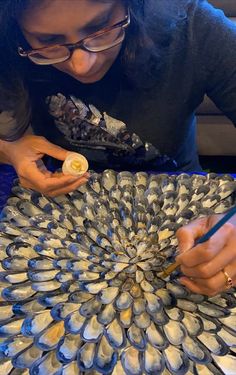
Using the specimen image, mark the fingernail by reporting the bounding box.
[178,276,189,283]
[177,278,185,285]
[78,178,89,184]
[81,172,90,178]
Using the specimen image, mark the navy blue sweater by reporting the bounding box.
[4,0,236,171]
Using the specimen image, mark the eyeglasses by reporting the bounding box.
[18,10,130,65]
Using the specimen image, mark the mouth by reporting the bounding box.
[68,65,108,82]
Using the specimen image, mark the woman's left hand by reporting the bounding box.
[176,215,236,296]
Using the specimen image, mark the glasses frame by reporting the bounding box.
[18,9,130,65]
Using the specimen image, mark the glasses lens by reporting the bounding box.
[84,27,125,52]
[28,45,70,65]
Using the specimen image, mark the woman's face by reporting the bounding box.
[19,0,125,83]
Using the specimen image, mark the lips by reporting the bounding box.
[66,64,109,83]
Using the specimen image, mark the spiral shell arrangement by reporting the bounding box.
[0,170,236,375]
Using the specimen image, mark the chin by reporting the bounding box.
[57,63,111,84]
[72,75,103,84]
[70,70,108,84]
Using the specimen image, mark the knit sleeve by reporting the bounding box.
[189,0,236,124]
[0,87,31,141]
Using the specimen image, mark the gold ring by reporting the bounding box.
[222,269,233,290]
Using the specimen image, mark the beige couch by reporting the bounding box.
[197,0,236,157]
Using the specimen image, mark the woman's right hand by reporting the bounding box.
[0,134,89,197]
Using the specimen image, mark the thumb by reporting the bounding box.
[38,138,69,161]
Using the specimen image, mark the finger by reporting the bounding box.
[20,163,85,193]
[176,218,207,252]
[45,171,90,192]
[45,177,89,197]
[19,177,33,190]
[53,171,90,179]
[180,233,236,278]
[176,222,233,268]
[82,171,90,179]
[20,173,89,196]
[36,137,69,161]
[40,169,52,177]
[179,275,236,296]
[36,159,52,177]
[176,215,223,254]
[178,276,212,296]
[19,162,52,183]
[179,262,236,296]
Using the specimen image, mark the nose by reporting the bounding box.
[68,48,97,75]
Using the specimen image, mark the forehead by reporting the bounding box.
[19,0,117,33]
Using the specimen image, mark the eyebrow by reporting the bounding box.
[22,9,112,38]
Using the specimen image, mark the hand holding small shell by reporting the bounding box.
[62,152,89,177]
[0,170,236,375]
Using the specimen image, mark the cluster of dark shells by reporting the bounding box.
[0,170,236,375]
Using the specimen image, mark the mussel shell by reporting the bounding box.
[77,342,96,371]
[164,345,190,375]
[94,335,118,374]
[56,333,82,364]
[120,346,143,375]
[29,351,62,374]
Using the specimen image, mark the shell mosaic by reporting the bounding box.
[0,170,236,375]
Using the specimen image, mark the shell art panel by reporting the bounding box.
[0,171,236,375]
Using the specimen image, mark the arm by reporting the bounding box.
[0,139,11,164]
[190,0,236,123]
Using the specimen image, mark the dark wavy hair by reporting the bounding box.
[0,0,188,140]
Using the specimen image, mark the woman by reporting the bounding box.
[0,0,235,295]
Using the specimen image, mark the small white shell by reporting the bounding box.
[62,153,88,177]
